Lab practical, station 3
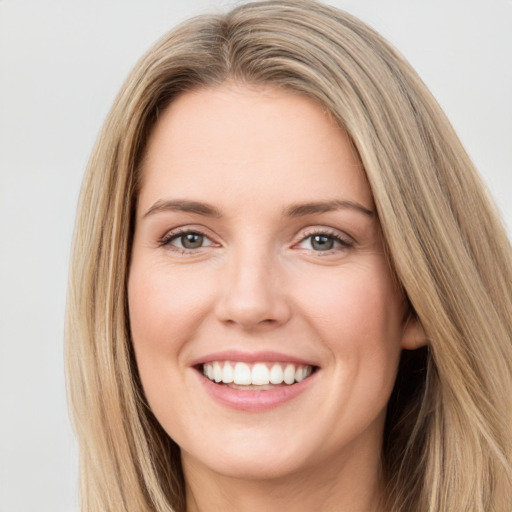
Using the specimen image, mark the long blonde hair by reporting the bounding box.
[65,1,512,510]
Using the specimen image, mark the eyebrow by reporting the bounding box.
[143,199,222,218]
[284,200,374,217]
[143,198,374,219]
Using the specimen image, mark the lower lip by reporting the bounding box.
[196,371,317,412]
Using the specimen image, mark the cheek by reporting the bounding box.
[292,261,405,391]
[127,262,213,431]
[296,263,403,341]
[128,262,213,357]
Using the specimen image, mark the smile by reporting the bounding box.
[202,361,314,387]
[192,351,319,411]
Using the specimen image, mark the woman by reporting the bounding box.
[65,1,512,511]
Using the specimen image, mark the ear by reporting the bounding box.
[401,313,428,350]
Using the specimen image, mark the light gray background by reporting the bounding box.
[1,1,510,511]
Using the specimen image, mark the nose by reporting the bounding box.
[215,249,292,331]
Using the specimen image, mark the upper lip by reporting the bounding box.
[190,350,319,367]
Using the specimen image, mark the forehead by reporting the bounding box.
[138,84,373,213]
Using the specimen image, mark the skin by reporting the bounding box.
[128,84,425,512]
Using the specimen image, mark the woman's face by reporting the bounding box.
[128,84,420,481]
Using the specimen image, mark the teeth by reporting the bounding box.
[202,361,313,387]
[295,365,312,382]
[221,362,234,383]
[233,362,251,385]
[251,363,270,385]
[283,364,295,384]
[213,362,223,383]
[269,363,284,384]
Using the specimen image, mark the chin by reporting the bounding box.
[181,432,314,482]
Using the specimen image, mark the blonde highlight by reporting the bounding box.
[66,1,512,510]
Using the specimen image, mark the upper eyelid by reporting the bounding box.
[292,232,355,258]
[158,228,215,250]
[160,225,215,240]
[296,226,355,243]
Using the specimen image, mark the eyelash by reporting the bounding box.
[296,229,354,254]
[158,228,215,254]
[158,228,354,255]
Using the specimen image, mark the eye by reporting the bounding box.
[161,230,214,251]
[297,231,353,252]
[308,234,336,251]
